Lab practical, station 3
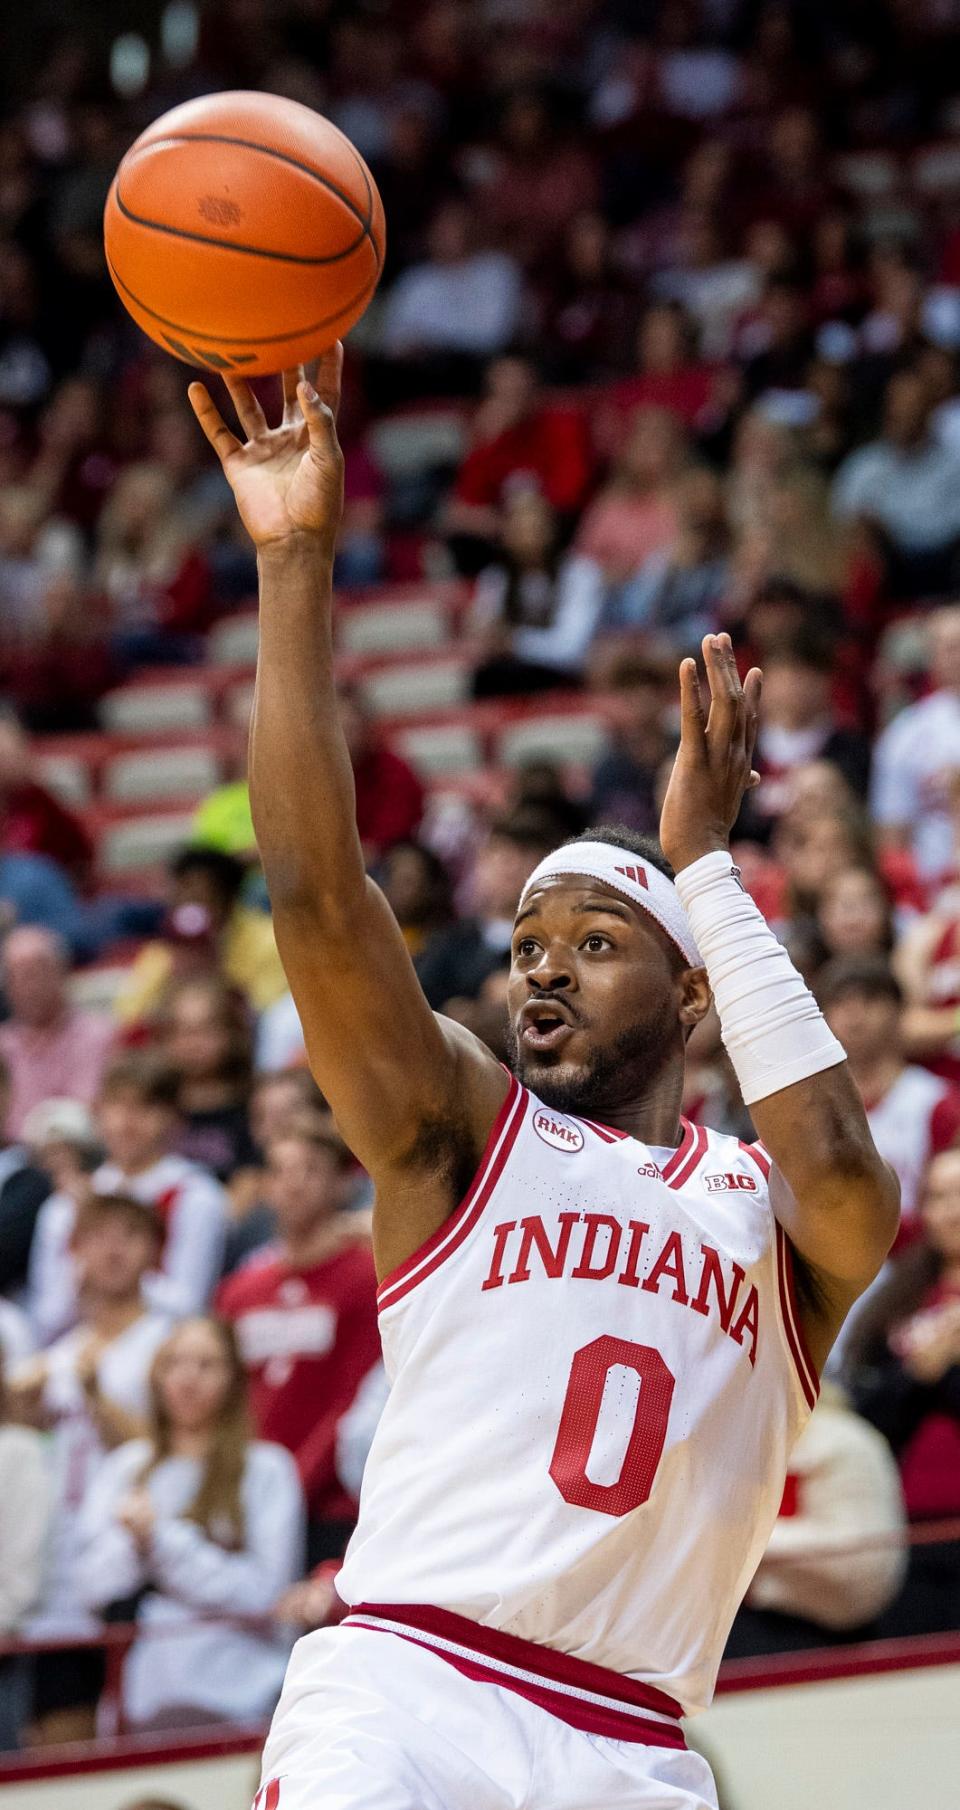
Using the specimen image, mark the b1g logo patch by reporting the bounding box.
[704,1171,758,1193]
[533,1110,584,1153]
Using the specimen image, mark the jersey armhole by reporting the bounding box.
[376,1073,527,1314]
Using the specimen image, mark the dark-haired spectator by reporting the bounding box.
[0,709,92,883]
[223,1070,325,1273]
[379,840,454,958]
[847,1148,960,1633]
[536,211,637,385]
[0,1053,60,1296]
[819,956,960,1239]
[218,1114,379,1562]
[28,1054,227,1344]
[0,925,114,1136]
[416,811,557,1008]
[575,407,686,580]
[466,88,599,269]
[738,277,814,402]
[160,977,257,1183]
[76,1317,304,1730]
[11,1193,169,1745]
[446,355,593,571]
[596,303,716,455]
[116,847,286,1025]
[337,686,425,862]
[738,635,871,842]
[833,370,960,598]
[469,489,604,697]
[871,605,960,880]
[93,462,214,668]
[814,865,897,966]
[588,652,675,838]
[597,465,728,651]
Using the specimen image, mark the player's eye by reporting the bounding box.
[516,938,539,959]
[582,934,611,953]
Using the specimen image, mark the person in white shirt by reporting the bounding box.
[9,1192,170,1744]
[870,604,960,879]
[833,372,960,593]
[76,1316,304,1731]
[380,199,522,361]
[28,1053,227,1345]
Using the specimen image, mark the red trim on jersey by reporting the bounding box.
[663,1122,707,1190]
[659,1118,696,1184]
[376,1076,527,1311]
[775,1221,819,1411]
[343,1602,686,1747]
[578,1115,628,1144]
[739,1139,772,1181]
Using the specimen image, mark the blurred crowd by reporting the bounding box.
[2,0,960,1755]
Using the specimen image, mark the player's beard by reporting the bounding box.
[508,1011,672,1117]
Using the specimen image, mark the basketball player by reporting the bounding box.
[190,348,899,1810]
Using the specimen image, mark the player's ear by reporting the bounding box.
[677,965,712,1029]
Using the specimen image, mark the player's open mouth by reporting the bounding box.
[520,1006,575,1051]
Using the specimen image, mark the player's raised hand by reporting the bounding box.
[659,633,762,875]
[187,343,344,557]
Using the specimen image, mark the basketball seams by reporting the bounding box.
[114,156,373,269]
[106,249,380,348]
[131,128,375,233]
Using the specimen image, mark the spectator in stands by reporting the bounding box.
[575,407,686,579]
[0,845,88,955]
[870,604,960,880]
[0,1352,50,1749]
[0,925,114,1136]
[737,634,871,843]
[378,197,523,389]
[337,685,424,862]
[848,1147,960,1632]
[896,870,960,1086]
[596,303,715,455]
[28,1054,227,1345]
[76,1317,304,1730]
[536,210,637,385]
[224,1070,324,1273]
[445,354,593,572]
[725,1382,906,1655]
[10,1193,169,1745]
[0,707,92,882]
[416,809,557,1008]
[115,847,286,1025]
[467,87,599,268]
[596,464,728,651]
[160,977,257,1183]
[218,1114,379,1562]
[379,840,454,958]
[833,369,960,597]
[818,956,960,1237]
[469,489,605,697]
[588,652,675,837]
[0,1052,56,1296]
[813,866,896,967]
[93,462,213,668]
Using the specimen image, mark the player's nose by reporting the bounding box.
[525,943,575,991]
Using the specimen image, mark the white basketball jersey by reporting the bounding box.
[338,1075,818,1718]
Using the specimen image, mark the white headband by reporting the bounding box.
[519,842,702,968]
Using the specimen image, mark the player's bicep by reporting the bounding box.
[272,876,503,1175]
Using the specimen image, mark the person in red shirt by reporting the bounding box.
[217,1113,381,1563]
[445,355,593,573]
[337,686,424,861]
[0,710,92,884]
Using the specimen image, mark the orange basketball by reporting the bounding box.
[103,90,385,377]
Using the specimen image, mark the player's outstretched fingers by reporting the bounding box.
[678,656,707,758]
[282,366,306,424]
[315,341,343,420]
[187,383,241,465]
[298,379,341,461]
[224,376,267,442]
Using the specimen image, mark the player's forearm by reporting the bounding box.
[250,536,366,917]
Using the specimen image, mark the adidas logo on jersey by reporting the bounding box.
[704,1171,758,1193]
[614,864,649,889]
[533,1111,585,1153]
[638,1161,662,1178]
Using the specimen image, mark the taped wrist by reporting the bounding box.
[674,850,846,1107]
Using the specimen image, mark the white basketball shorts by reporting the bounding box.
[254,1613,719,1810]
